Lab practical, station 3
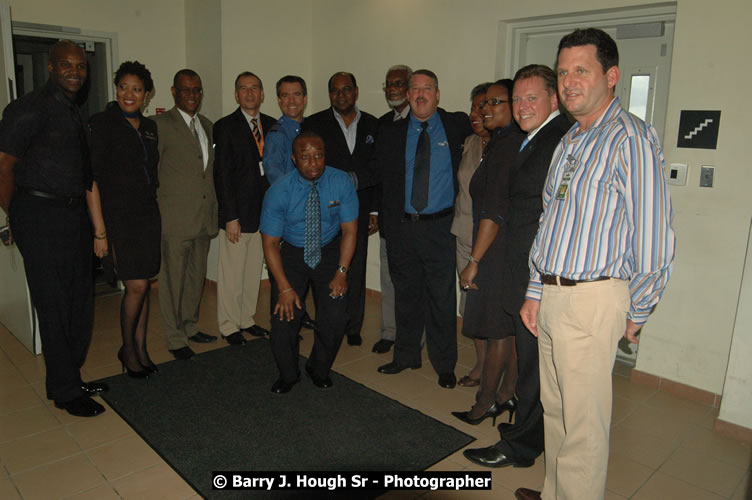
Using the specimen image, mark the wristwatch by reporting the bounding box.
[337,266,348,274]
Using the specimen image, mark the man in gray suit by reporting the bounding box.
[154,69,218,360]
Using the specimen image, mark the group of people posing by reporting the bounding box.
[0,26,674,500]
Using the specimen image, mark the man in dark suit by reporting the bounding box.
[302,72,378,346]
[213,72,276,345]
[154,69,218,360]
[463,65,571,471]
[373,69,472,388]
[371,64,412,355]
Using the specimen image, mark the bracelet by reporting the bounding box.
[279,287,293,295]
[469,255,480,264]
[94,231,107,240]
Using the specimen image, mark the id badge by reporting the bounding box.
[556,154,577,200]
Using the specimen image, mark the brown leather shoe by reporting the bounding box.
[514,488,542,500]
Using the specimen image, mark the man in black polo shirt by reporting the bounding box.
[0,40,107,417]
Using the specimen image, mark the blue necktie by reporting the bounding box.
[304,181,321,269]
[519,136,530,151]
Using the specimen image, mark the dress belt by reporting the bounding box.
[17,187,84,207]
[540,274,610,286]
[404,207,453,221]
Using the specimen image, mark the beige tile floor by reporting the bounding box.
[0,286,750,500]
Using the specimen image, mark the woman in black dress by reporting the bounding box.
[452,79,525,425]
[86,61,160,377]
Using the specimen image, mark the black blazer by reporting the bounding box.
[370,107,472,240]
[213,108,276,233]
[301,107,379,215]
[501,113,572,314]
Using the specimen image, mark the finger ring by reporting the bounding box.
[462,285,469,290]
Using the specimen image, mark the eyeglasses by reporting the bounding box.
[479,98,509,108]
[383,81,408,90]
[329,86,354,95]
[176,87,203,95]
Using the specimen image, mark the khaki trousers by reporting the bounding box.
[537,278,629,500]
[159,232,212,349]
[216,229,264,336]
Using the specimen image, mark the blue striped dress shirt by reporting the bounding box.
[526,97,675,325]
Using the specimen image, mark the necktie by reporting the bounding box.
[251,117,264,156]
[520,136,530,151]
[411,121,430,212]
[189,116,201,143]
[304,182,321,269]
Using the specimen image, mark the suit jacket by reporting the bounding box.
[213,108,275,233]
[153,106,218,239]
[501,113,572,313]
[301,107,379,215]
[370,107,472,240]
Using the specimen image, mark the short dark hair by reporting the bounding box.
[557,28,619,73]
[114,61,154,93]
[513,64,556,96]
[328,72,357,91]
[292,129,325,151]
[276,75,307,97]
[173,69,199,87]
[470,82,493,101]
[409,69,439,89]
[234,71,263,90]
[493,78,514,102]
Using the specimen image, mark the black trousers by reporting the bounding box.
[10,191,93,403]
[344,214,368,338]
[269,239,347,384]
[495,312,544,460]
[386,214,457,374]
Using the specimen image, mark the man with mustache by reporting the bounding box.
[374,69,472,388]
[515,29,675,500]
[371,64,412,355]
[0,40,108,417]
[302,72,378,347]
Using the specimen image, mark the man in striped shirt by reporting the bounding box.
[516,29,675,500]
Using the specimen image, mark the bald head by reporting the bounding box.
[47,40,87,100]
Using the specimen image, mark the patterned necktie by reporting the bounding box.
[190,116,201,143]
[304,181,321,269]
[251,117,264,156]
[411,121,430,212]
[520,136,530,151]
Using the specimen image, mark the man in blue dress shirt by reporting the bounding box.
[264,75,308,185]
[260,131,358,394]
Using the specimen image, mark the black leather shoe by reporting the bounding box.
[300,315,318,331]
[225,331,247,345]
[346,335,362,346]
[438,373,457,388]
[463,446,535,468]
[514,487,542,500]
[55,396,105,417]
[81,382,109,394]
[371,339,394,353]
[271,378,299,394]
[169,346,195,360]
[305,365,333,389]
[377,361,421,374]
[189,332,217,343]
[243,325,269,337]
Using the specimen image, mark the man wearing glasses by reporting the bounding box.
[154,69,219,360]
[371,64,412,355]
[302,72,378,347]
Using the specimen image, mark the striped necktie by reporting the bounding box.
[304,181,321,269]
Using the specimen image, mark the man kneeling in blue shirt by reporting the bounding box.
[260,130,358,393]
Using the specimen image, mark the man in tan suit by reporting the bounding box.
[154,69,218,360]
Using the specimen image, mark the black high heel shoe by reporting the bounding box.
[117,348,150,379]
[452,401,503,426]
[497,396,518,423]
